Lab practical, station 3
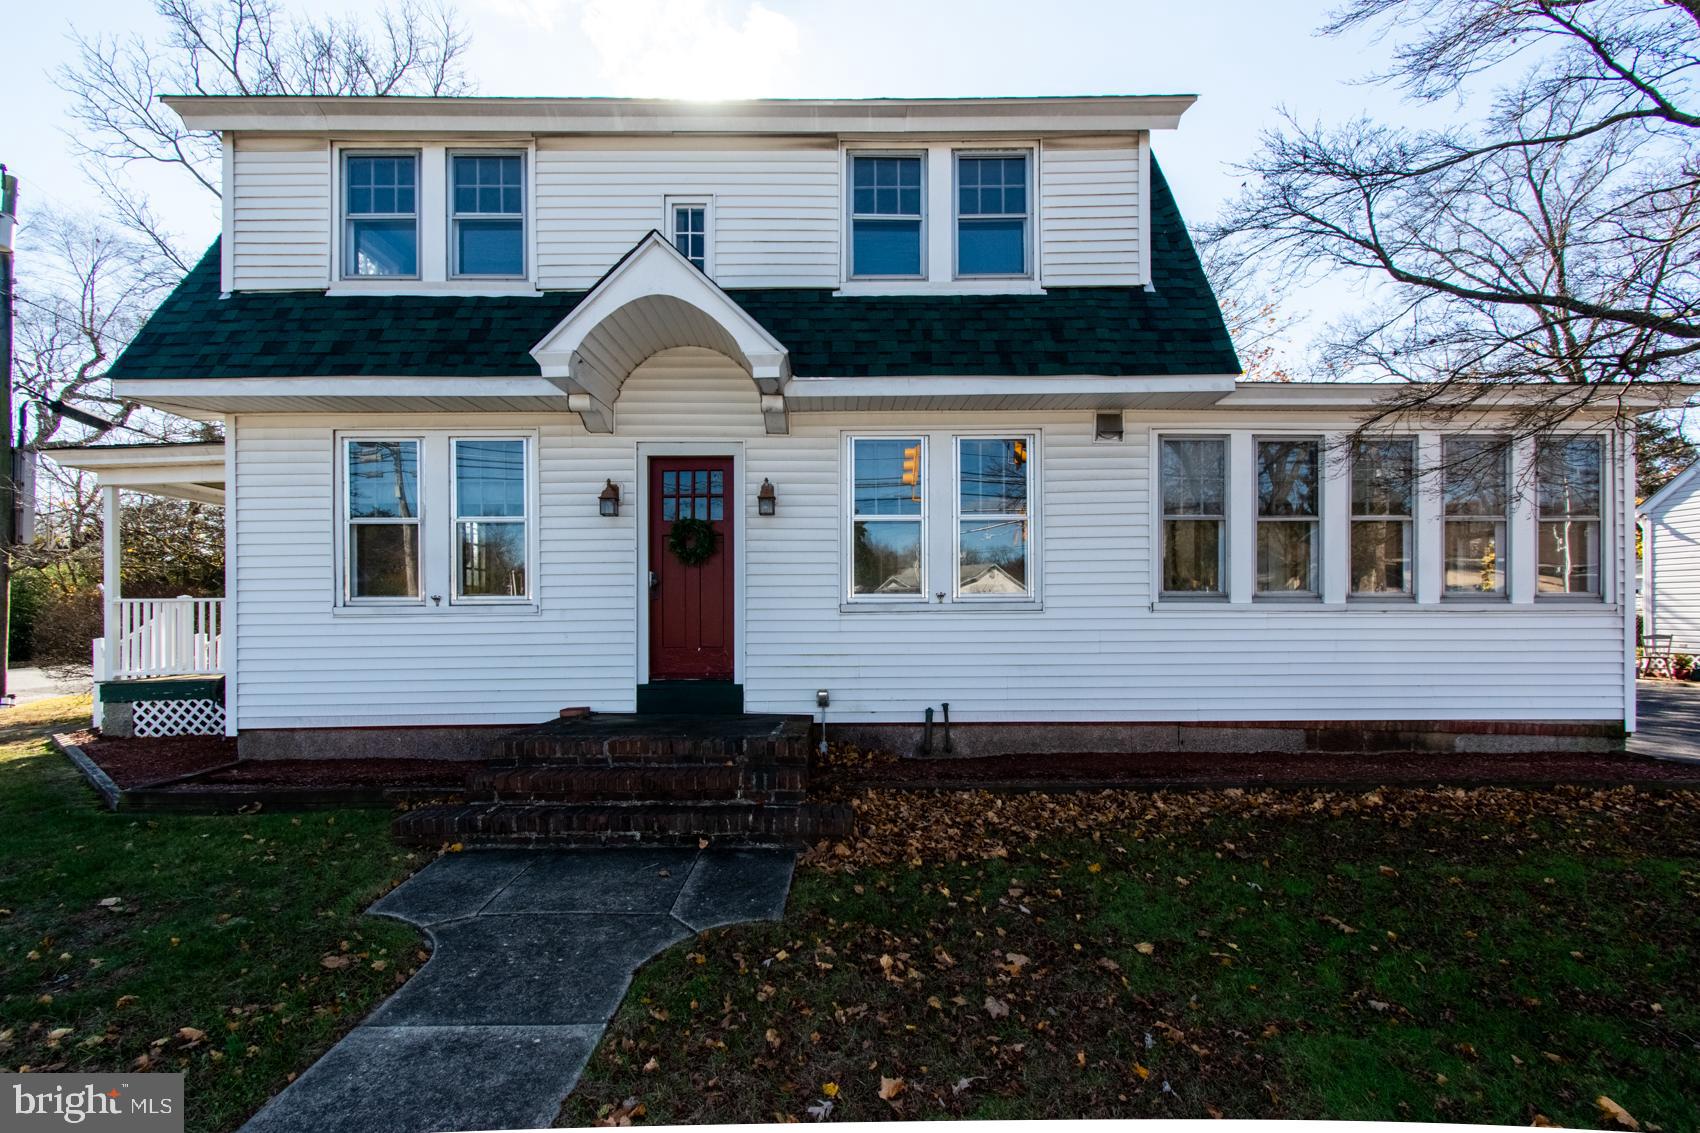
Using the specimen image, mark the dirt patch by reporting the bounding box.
[66,731,238,788]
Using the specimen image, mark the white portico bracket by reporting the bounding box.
[530,232,793,435]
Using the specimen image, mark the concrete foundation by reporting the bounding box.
[237,725,519,761]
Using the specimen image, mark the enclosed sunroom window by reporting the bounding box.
[453,438,529,600]
[1160,436,1226,596]
[1350,437,1415,595]
[1256,438,1321,595]
[1537,436,1603,597]
[345,439,421,600]
[1441,436,1508,596]
[956,437,1032,598]
[849,437,925,598]
[343,153,419,278]
[450,153,525,277]
[849,154,924,278]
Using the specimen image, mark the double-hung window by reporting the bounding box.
[956,153,1030,277]
[671,202,708,271]
[849,154,924,278]
[1160,436,1227,596]
[345,439,422,601]
[450,153,525,277]
[1537,436,1604,596]
[1350,437,1415,595]
[343,153,419,278]
[1441,436,1508,596]
[1256,439,1321,595]
[956,437,1032,598]
[849,438,925,598]
[453,439,529,600]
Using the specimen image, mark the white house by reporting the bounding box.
[53,94,1665,761]
[1639,461,1700,656]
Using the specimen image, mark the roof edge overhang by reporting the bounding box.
[46,442,227,505]
[161,94,1198,136]
[111,375,579,420]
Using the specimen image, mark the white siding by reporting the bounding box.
[1039,135,1143,287]
[534,138,840,290]
[230,137,331,290]
[1647,477,1700,651]
[231,353,1631,730]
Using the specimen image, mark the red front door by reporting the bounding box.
[648,457,735,681]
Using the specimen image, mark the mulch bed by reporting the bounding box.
[61,730,238,788]
[195,759,467,788]
[820,746,1700,791]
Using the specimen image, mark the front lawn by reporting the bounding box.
[0,697,425,1133]
[566,786,1700,1129]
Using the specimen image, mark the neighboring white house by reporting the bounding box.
[1639,461,1700,653]
[52,94,1673,756]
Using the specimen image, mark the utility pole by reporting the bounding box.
[1,166,17,705]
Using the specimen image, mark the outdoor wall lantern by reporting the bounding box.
[598,479,621,517]
[757,478,777,516]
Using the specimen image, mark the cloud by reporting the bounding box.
[477,0,570,31]
[576,0,801,98]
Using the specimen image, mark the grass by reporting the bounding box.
[0,696,426,1133]
[565,788,1700,1129]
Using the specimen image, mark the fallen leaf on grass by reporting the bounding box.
[1131,1062,1151,1080]
[595,1097,646,1127]
[1530,1116,1557,1127]
[1597,1096,1639,1131]
[878,1076,905,1100]
[320,955,352,970]
[177,1028,206,1045]
[1135,942,1155,956]
[115,995,138,1009]
[821,1082,839,1098]
[46,1029,72,1043]
[984,995,1009,1019]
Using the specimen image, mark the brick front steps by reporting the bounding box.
[393,713,850,848]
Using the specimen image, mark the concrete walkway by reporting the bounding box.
[1630,680,1700,765]
[240,847,795,1133]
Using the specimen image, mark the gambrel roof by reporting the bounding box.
[108,159,1239,382]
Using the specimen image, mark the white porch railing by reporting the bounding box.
[105,597,225,679]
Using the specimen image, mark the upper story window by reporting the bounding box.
[956,153,1030,277]
[1537,436,1603,597]
[849,437,925,598]
[343,153,419,278]
[450,153,525,278]
[1160,436,1227,597]
[849,154,924,279]
[1350,437,1415,596]
[671,202,708,271]
[1442,436,1508,596]
[957,437,1033,599]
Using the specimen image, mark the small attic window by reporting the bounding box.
[1094,412,1125,443]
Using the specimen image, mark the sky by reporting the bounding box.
[5,0,1424,361]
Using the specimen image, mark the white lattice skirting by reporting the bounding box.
[133,699,227,737]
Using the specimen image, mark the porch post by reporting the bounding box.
[102,484,120,676]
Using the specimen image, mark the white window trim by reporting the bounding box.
[952,433,1040,603]
[1348,436,1417,600]
[339,149,423,282]
[1156,433,1229,600]
[447,149,528,281]
[1253,435,1324,599]
[339,435,426,606]
[845,149,928,282]
[953,149,1035,281]
[844,433,929,604]
[333,429,540,613]
[1535,434,1607,602]
[1440,434,1511,600]
[663,195,714,276]
[449,435,534,604]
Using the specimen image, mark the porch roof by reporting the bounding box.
[46,441,225,506]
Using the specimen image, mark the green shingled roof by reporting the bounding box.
[108,159,1239,381]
